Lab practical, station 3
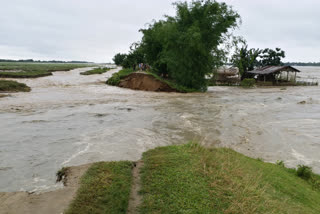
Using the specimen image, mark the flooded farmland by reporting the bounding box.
[0,66,319,192]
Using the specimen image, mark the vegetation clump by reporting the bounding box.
[80,67,110,75]
[65,161,133,214]
[56,167,69,183]
[297,165,313,180]
[240,78,256,88]
[0,80,31,92]
[114,0,240,91]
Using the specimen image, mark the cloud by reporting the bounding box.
[0,0,319,62]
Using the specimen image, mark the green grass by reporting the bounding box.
[80,67,111,75]
[0,80,31,92]
[65,161,133,214]
[0,62,91,78]
[139,144,320,214]
[106,68,136,86]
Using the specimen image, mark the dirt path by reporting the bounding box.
[127,160,144,214]
[0,164,91,214]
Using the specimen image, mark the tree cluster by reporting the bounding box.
[231,43,286,79]
[114,0,240,91]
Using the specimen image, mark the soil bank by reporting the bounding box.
[118,72,176,92]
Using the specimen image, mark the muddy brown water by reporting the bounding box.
[0,66,319,192]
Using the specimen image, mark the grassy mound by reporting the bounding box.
[0,62,90,78]
[0,80,31,92]
[140,144,320,213]
[65,161,133,214]
[106,68,135,86]
[107,69,199,92]
[80,67,111,75]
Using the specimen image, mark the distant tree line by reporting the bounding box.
[0,59,91,63]
[284,62,320,67]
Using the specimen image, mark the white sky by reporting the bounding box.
[0,0,319,62]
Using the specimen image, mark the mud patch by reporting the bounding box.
[118,73,176,92]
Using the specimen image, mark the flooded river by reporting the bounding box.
[0,66,319,192]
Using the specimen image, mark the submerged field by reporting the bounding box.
[64,144,320,214]
[0,62,91,78]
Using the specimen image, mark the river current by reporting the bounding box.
[0,66,319,192]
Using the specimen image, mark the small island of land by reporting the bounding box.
[80,67,111,75]
[0,80,31,93]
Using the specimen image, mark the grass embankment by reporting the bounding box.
[106,68,199,92]
[0,62,90,78]
[0,80,31,92]
[64,144,320,213]
[140,144,320,213]
[65,161,133,214]
[106,68,135,86]
[80,67,111,75]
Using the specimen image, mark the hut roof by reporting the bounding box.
[247,66,301,75]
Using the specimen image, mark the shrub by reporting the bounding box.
[56,167,69,183]
[240,78,256,88]
[276,160,285,167]
[297,165,312,180]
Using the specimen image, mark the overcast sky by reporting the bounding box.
[0,0,319,62]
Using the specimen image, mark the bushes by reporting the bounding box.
[297,165,313,180]
[240,78,256,87]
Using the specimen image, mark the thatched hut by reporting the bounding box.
[247,66,301,84]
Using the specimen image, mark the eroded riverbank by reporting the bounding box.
[0,66,319,193]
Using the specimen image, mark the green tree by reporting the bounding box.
[231,42,286,79]
[121,42,145,69]
[259,48,285,67]
[231,43,261,80]
[140,0,240,91]
[113,53,127,66]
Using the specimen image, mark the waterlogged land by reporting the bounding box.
[0,66,319,193]
[0,62,92,78]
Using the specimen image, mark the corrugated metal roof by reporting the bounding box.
[247,66,301,75]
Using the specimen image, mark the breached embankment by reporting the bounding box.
[0,164,91,214]
[118,72,177,92]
